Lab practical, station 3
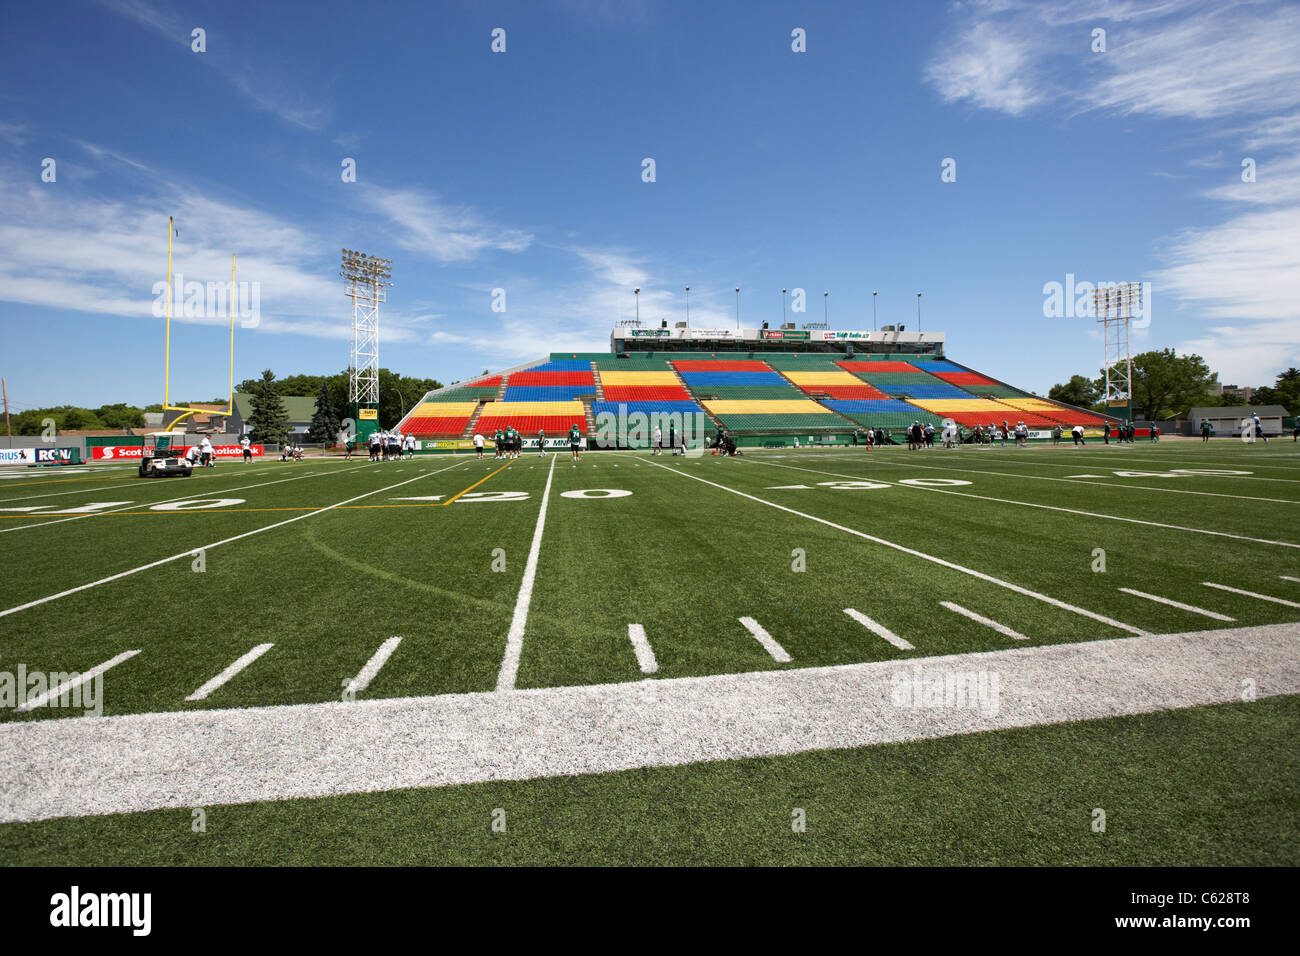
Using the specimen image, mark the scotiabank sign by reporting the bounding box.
[92,444,264,460]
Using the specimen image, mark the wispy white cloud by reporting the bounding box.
[925,0,1300,383]
[363,187,533,263]
[94,0,332,131]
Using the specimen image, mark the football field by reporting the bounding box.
[1,439,1298,865]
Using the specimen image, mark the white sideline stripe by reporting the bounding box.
[0,460,467,620]
[1202,582,1300,609]
[746,458,1300,550]
[0,461,369,535]
[627,624,658,674]
[647,460,1146,636]
[1118,588,1235,622]
[816,455,1300,505]
[346,637,403,695]
[940,601,1029,641]
[3,622,1296,823]
[0,459,302,505]
[1281,576,1300,584]
[843,608,914,650]
[496,454,557,692]
[185,644,274,701]
[14,651,141,712]
[739,617,792,662]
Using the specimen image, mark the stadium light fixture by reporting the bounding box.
[685,286,690,326]
[782,288,787,326]
[634,287,640,325]
[340,248,393,408]
[916,292,922,333]
[872,291,878,331]
[824,290,828,325]
[735,287,740,329]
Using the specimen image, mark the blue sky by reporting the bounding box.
[1,0,1298,412]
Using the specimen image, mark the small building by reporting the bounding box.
[1187,405,1287,437]
[228,393,318,440]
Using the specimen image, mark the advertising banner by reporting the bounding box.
[91,444,263,460]
[0,449,38,466]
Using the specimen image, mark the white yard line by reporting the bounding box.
[0,460,293,504]
[842,608,913,650]
[2,622,1295,823]
[346,637,403,695]
[1118,588,1235,622]
[647,460,1147,635]
[495,454,557,692]
[743,458,1300,550]
[940,601,1029,640]
[0,460,467,620]
[185,644,275,701]
[738,617,793,662]
[1202,582,1300,609]
[811,455,1299,504]
[627,624,658,674]
[14,650,141,712]
[0,461,370,535]
[1281,576,1300,584]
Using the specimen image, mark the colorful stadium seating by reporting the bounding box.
[401,401,479,437]
[507,370,595,387]
[475,400,587,437]
[503,385,595,402]
[931,371,998,387]
[824,399,944,430]
[702,399,851,432]
[602,384,693,402]
[671,360,772,371]
[599,370,682,387]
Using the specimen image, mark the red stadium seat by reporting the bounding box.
[671,360,773,371]
[602,384,692,401]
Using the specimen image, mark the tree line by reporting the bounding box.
[1047,349,1298,420]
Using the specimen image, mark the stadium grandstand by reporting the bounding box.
[395,325,1117,447]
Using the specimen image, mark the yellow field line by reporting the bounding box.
[439,459,513,506]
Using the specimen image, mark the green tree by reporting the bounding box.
[1047,375,1099,409]
[61,408,85,430]
[247,369,290,445]
[1091,349,1217,419]
[1254,367,1300,412]
[307,380,342,445]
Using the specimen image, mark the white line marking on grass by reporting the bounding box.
[0,462,371,536]
[738,617,792,662]
[14,650,140,712]
[940,602,1029,640]
[5,622,1296,822]
[1202,582,1300,608]
[1118,588,1235,622]
[627,624,658,674]
[185,644,274,701]
[496,454,557,692]
[745,458,1300,549]
[1281,576,1300,584]
[0,460,468,620]
[843,608,913,650]
[346,637,402,695]
[647,461,1146,636]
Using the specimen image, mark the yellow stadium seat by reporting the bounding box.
[598,371,681,386]
[910,399,1008,414]
[412,401,478,417]
[702,399,838,415]
[782,371,863,387]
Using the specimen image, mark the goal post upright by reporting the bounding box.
[161,216,237,428]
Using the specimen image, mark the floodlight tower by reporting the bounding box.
[1094,282,1141,424]
[340,248,392,438]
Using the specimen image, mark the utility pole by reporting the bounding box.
[2,377,9,438]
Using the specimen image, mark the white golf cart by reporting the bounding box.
[138,431,193,478]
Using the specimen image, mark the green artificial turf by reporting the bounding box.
[1,440,1297,864]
